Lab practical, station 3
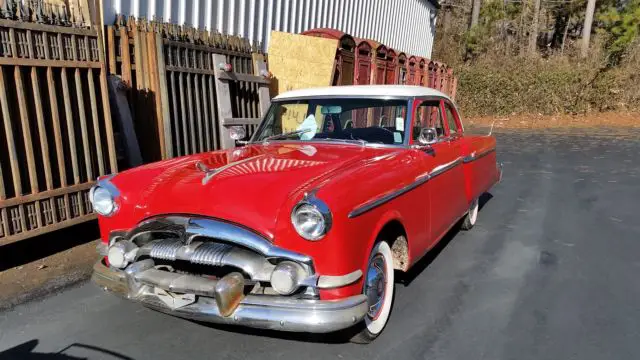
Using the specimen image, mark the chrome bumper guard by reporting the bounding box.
[92,260,368,333]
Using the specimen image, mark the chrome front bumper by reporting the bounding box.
[92,260,368,333]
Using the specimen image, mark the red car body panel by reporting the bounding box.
[97,97,500,301]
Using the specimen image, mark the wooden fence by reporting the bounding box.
[0,8,116,245]
[106,16,270,162]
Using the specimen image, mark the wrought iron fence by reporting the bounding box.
[0,3,116,245]
[107,16,269,162]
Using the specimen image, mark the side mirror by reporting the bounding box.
[418,127,437,146]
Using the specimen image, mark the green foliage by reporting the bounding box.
[455,51,640,116]
[598,0,640,63]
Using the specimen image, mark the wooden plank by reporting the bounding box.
[31,67,53,190]
[169,71,181,156]
[14,67,39,193]
[201,74,211,151]
[18,204,27,233]
[1,208,9,238]
[0,160,5,199]
[208,75,219,150]
[61,68,80,184]
[213,54,235,149]
[47,67,68,187]
[8,28,18,58]
[107,26,116,75]
[178,71,189,154]
[155,33,172,159]
[119,28,132,86]
[96,25,118,173]
[0,57,101,68]
[75,68,94,181]
[133,28,145,90]
[0,212,97,246]
[26,30,35,58]
[165,65,215,76]
[0,69,21,196]
[254,58,272,117]
[146,31,166,158]
[0,19,97,36]
[223,118,262,126]
[87,69,105,176]
[215,70,270,84]
[194,73,204,152]
[186,72,196,154]
[139,30,151,91]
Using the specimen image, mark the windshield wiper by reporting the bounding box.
[318,138,366,146]
[261,128,313,142]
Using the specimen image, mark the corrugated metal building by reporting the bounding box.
[103,0,439,58]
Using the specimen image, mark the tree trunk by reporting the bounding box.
[443,2,452,34]
[581,0,596,57]
[471,0,481,28]
[528,0,541,54]
[561,16,571,55]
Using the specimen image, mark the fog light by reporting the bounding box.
[270,261,306,295]
[107,241,136,269]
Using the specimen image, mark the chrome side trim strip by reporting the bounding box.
[348,157,463,218]
[348,175,431,218]
[429,157,463,179]
[463,147,496,163]
[317,269,363,289]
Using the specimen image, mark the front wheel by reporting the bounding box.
[350,241,395,344]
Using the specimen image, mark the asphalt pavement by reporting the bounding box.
[1,130,639,360]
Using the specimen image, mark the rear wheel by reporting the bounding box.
[350,241,395,344]
[461,197,479,230]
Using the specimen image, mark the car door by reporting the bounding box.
[441,101,470,218]
[412,99,466,248]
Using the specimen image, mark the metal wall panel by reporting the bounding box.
[104,0,437,57]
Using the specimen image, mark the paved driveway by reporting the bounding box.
[1,130,639,360]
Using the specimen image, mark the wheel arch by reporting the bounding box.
[366,211,411,272]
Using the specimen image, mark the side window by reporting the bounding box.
[444,103,459,135]
[413,101,445,141]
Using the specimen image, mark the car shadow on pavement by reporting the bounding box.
[397,192,494,287]
[0,340,135,360]
[189,319,362,344]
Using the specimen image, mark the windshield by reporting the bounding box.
[252,98,409,145]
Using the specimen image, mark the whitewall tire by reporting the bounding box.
[350,241,395,343]
[461,197,479,230]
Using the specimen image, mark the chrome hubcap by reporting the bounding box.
[365,254,387,320]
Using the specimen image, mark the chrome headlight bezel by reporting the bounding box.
[89,184,118,217]
[290,193,332,241]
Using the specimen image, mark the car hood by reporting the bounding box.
[113,142,398,240]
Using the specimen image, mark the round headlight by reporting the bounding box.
[270,261,306,295]
[90,186,116,216]
[291,203,329,240]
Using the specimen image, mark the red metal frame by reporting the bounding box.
[385,48,397,85]
[354,38,373,85]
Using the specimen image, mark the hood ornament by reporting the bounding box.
[195,156,266,185]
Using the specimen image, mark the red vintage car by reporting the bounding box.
[91,85,502,343]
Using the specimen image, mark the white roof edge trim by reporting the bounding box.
[273,85,452,101]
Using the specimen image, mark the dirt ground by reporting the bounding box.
[467,111,639,130]
[0,240,100,311]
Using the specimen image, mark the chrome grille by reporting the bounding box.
[149,239,183,260]
[191,242,234,266]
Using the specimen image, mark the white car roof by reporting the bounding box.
[273,85,452,101]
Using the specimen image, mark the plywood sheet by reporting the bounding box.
[268,31,337,95]
[268,31,337,130]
